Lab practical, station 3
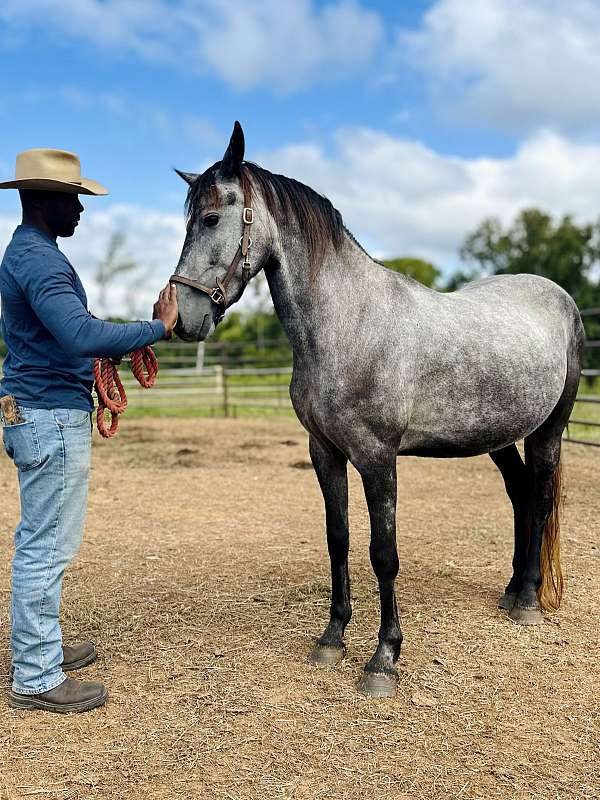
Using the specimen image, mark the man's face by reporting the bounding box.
[41,191,84,238]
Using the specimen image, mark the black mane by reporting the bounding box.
[185,160,348,274]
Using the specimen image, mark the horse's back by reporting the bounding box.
[456,273,579,329]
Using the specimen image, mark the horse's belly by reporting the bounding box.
[400,358,567,456]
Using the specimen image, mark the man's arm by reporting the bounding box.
[16,249,177,358]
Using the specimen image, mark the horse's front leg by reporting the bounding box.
[357,460,402,698]
[307,435,352,667]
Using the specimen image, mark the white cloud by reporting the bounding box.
[0,216,15,253]
[400,0,600,132]
[193,0,383,92]
[0,0,178,61]
[258,128,600,270]
[0,0,383,93]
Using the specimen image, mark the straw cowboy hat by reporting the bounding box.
[0,148,108,195]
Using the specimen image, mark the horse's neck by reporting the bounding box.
[265,234,385,357]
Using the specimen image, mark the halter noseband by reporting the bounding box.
[169,191,254,321]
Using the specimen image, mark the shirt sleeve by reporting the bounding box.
[13,247,166,358]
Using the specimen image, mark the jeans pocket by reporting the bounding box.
[52,409,91,428]
[2,420,42,471]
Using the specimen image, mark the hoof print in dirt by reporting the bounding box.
[290,460,313,470]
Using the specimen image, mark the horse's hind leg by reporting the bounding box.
[307,435,352,667]
[508,430,562,625]
[509,346,580,624]
[356,459,402,699]
[489,444,529,610]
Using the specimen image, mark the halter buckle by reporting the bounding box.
[210,286,226,305]
[243,207,254,224]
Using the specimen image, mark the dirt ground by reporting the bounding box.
[0,417,598,800]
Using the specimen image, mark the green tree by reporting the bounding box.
[211,311,291,367]
[459,209,600,304]
[382,257,441,288]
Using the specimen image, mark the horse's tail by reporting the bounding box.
[538,459,564,612]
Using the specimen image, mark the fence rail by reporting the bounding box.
[564,308,600,447]
[120,342,294,416]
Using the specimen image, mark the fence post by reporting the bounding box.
[221,344,229,418]
[195,342,205,372]
[214,364,223,416]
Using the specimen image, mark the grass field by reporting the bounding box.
[566,377,600,446]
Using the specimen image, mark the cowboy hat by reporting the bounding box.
[0,148,108,195]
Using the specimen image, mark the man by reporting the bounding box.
[0,148,178,713]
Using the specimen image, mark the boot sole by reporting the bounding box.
[10,647,98,679]
[8,686,108,714]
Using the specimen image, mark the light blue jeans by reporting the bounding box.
[1,406,91,694]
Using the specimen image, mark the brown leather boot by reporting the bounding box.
[9,677,108,713]
[10,641,97,678]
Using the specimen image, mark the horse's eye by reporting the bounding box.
[203,213,219,228]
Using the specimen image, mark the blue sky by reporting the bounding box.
[1,0,599,315]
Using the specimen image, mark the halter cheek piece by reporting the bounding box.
[169,192,254,322]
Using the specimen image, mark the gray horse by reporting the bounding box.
[170,123,584,697]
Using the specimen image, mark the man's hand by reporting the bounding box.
[153,283,178,338]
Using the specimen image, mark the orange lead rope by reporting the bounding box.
[94,346,158,438]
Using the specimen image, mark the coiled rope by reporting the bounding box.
[94,346,158,438]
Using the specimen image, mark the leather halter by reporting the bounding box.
[169,191,254,321]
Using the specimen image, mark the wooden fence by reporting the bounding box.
[564,308,600,448]
[123,339,294,417]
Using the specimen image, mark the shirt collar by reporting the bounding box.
[16,224,58,247]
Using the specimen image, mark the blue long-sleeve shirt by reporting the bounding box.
[0,224,166,412]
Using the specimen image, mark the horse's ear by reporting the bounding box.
[174,169,198,186]
[220,121,245,178]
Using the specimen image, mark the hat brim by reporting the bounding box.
[0,176,108,196]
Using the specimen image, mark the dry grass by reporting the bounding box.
[0,418,599,800]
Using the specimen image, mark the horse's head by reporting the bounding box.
[172,121,273,342]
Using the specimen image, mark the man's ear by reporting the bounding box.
[19,188,46,211]
[220,121,245,178]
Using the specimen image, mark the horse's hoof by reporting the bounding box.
[357,671,398,698]
[498,592,517,610]
[509,603,544,625]
[308,644,346,666]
